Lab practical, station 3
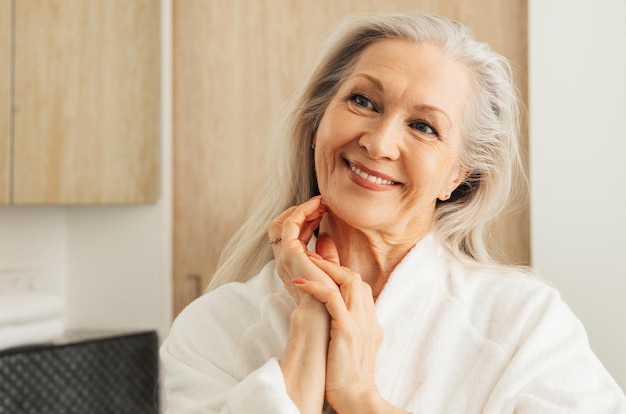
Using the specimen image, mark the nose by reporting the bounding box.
[358,117,402,160]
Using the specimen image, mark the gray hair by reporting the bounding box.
[208,12,524,290]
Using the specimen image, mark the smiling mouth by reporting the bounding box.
[347,161,400,185]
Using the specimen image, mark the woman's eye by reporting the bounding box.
[412,121,437,136]
[351,94,374,110]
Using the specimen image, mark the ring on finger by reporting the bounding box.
[269,237,282,245]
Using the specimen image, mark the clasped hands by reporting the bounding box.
[269,196,385,414]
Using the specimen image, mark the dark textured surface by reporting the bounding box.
[0,331,159,414]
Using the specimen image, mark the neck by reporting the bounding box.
[319,213,429,297]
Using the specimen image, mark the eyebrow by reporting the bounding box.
[350,73,453,126]
[413,104,452,127]
[353,73,385,92]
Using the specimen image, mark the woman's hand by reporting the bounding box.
[292,252,388,413]
[269,197,337,414]
[268,196,336,302]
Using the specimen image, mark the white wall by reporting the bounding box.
[0,207,67,295]
[65,203,171,334]
[0,0,172,338]
[529,0,626,388]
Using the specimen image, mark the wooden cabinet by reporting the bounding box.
[0,0,9,204]
[1,0,159,205]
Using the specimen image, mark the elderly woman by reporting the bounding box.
[160,12,626,413]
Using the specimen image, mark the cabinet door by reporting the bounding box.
[0,0,9,204]
[12,0,159,204]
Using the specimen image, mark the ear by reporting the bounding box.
[438,167,470,202]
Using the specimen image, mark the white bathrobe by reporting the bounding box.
[160,234,626,413]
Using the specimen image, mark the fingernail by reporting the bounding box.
[291,278,307,285]
[305,251,323,260]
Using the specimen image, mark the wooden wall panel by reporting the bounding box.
[174,0,529,315]
[0,0,10,204]
[12,0,160,204]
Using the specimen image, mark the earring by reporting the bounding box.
[311,143,316,150]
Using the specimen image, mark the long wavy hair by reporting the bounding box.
[208,12,524,290]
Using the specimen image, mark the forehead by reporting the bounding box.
[345,38,474,115]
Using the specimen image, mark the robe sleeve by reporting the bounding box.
[159,275,299,414]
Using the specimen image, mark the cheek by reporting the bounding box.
[313,139,333,190]
[313,113,351,175]
[406,148,460,192]
[315,103,358,146]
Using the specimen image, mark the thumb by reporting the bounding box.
[315,233,340,266]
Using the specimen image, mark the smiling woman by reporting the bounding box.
[161,12,626,414]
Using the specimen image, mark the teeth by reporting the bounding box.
[349,164,395,185]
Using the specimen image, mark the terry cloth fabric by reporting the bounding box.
[160,234,626,413]
[0,291,65,326]
[0,291,66,351]
[0,316,65,351]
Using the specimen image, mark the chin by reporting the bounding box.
[326,197,390,231]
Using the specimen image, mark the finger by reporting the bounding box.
[315,233,340,265]
[299,213,325,245]
[268,197,325,247]
[304,251,343,289]
[269,199,327,290]
[307,255,358,287]
[307,256,375,307]
[268,206,298,241]
[292,279,348,320]
[282,197,326,245]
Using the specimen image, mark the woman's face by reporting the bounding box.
[314,38,473,238]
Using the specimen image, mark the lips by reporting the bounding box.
[346,160,400,185]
